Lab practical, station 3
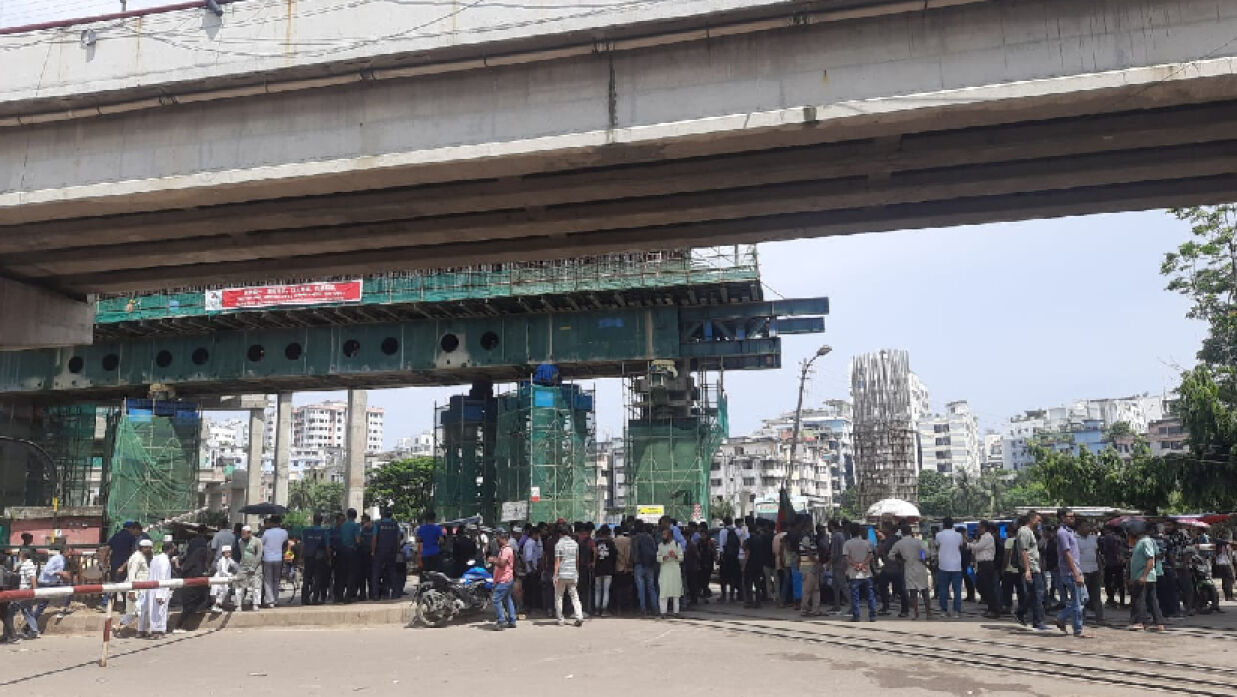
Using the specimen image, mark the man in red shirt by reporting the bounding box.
[488,528,517,630]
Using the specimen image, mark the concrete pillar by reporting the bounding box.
[246,407,266,526]
[344,389,367,513]
[273,392,292,507]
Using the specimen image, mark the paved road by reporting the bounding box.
[4,602,1237,697]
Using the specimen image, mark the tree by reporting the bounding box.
[1172,365,1237,511]
[288,480,344,518]
[917,470,954,517]
[364,456,436,521]
[1163,205,1237,397]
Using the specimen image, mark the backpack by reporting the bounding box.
[722,527,740,559]
[0,564,18,591]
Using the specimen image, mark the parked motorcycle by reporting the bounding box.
[412,560,494,627]
[1188,548,1222,614]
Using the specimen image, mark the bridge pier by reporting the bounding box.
[246,406,266,526]
[273,393,292,508]
[344,389,366,514]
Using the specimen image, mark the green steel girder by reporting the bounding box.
[0,298,826,398]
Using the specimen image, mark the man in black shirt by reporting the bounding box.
[743,522,771,608]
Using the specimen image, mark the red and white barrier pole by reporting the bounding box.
[0,577,232,667]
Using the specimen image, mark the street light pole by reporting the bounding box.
[786,345,832,492]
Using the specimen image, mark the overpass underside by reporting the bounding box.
[2,0,1237,307]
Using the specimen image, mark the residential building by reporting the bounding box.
[917,400,981,477]
[981,433,1003,472]
[1149,417,1188,457]
[292,400,385,453]
[1000,393,1173,469]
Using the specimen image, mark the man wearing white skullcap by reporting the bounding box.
[120,539,154,636]
[211,546,239,613]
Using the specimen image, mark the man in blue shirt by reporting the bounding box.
[335,509,361,603]
[416,510,445,576]
[35,545,72,621]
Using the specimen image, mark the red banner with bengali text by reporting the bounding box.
[205,280,363,311]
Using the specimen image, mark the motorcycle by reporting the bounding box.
[412,560,494,627]
[1188,549,1222,614]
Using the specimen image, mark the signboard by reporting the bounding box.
[636,504,664,523]
[500,501,529,522]
[530,487,541,503]
[691,504,703,523]
[205,280,363,311]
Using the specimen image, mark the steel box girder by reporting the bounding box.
[0,299,826,396]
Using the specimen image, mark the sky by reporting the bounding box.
[1,2,1209,447]
[268,210,1205,448]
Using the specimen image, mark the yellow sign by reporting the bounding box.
[636,504,664,522]
[52,497,59,512]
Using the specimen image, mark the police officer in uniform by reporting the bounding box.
[372,508,403,599]
[301,513,332,605]
[357,514,374,601]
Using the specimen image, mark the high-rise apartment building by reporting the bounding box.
[917,400,981,477]
[292,400,385,453]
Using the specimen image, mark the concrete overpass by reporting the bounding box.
[3,0,1237,346]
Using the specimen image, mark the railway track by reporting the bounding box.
[670,607,1237,696]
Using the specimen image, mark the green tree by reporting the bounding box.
[364,456,436,521]
[288,480,344,518]
[712,499,735,522]
[1163,205,1237,396]
[1172,365,1237,511]
[917,470,955,517]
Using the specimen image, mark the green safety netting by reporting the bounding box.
[96,247,758,323]
[105,402,201,536]
[625,394,726,524]
[436,384,595,524]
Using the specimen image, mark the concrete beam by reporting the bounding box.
[196,394,270,411]
[344,389,366,514]
[0,277,92,350]
[273,393,292,508]
[12,99,1237,268]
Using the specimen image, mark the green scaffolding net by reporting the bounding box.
[96,246,759,323]
[625,371,726,523]
[104,400,201,536]
[437,383,595,524]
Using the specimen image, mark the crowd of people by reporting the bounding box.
[3,505,1231,641]
[481,507,1233,636]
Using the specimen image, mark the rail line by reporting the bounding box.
[670,610,1237,696]
[701,606,1237,677]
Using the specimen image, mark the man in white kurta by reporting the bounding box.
[144,544,174,637]
[120,539,153,633]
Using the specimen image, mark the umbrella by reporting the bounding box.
[1202,513,1232,525]
[1176,518,1211,530]
[865,498,921,520]
[1105,515,1144,529]
[238,502,288,516]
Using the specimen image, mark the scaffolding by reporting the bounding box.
[435,381,596,523]
[432,387,496,522]
[42,405,99,508]
[104,399,201,536]
[96,245,759,323]
[624,363,726,523]
[851,350,919,511]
